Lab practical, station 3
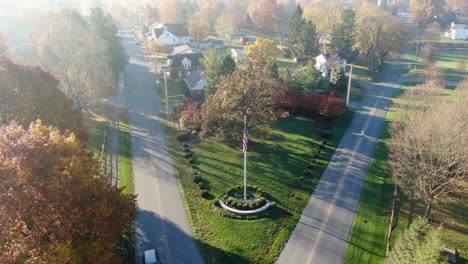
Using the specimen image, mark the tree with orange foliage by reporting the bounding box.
[249,0,281,33]
[244,38,280,62]
[0,56,87,142]
[158,0,185,23]
[0,121,136,263]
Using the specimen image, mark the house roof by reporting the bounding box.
[316,53,346,61]
[164,24,189,37]
[167,53,203,68]
[153,23,189,39]
[171,44,201,55]
[231,48,245,55]
[184,69,206,90]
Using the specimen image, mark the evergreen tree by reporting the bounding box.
[284,5,320,59]
[329,9,356,57]
[266,61,279,79]
[220,54,236,76]
[386,217,445,264]
[294,60,320,94]
[201,49,236,97]
[329,67,348,94]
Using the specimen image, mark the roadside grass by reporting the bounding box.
[344,82,468,263]
[119,110,134,195]
[84,106,135,263]
[155,79,189,105]
[84,108,108,157]
[347,60,373,82]
[117,109,135,264]
[160,111,354,263]
[343,123,393,264]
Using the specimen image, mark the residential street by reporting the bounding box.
[277,59,405,264]
[119,24,203,264]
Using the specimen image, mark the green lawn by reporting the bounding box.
[155,79,189,105]
[343,123,393,264]
[161,112,354,263]
[276,57,295,68]
[404,43,468,81]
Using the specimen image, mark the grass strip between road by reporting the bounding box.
[119,110,134,195]
[160,111,354,263]
[343,123,393,264]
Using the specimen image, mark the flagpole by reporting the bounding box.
[243,116,247,200]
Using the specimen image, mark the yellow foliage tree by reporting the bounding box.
[244,38,280,62]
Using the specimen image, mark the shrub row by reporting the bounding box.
[181,142,209,198]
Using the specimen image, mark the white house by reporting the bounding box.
[446,22,468,40]
[231,48,246,62]
[148,23,190,45]
[315,53,347,77]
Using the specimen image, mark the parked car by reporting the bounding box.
[143,249,159,264]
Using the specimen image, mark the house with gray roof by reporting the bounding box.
[184,69,206,100]
[164,45,203,80]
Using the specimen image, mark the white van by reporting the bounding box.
[143,249,159,264]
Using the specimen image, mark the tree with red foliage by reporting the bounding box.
[179,101,203,132]
[0,121,136,263]
[249,0,281,33]
[303,93,324,113]
[319,95,347,118]
[277,90,303,113]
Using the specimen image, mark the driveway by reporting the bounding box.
[277,57,406,264]
[119,23,203,264]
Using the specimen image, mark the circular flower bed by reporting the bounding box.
[218,185,271,215]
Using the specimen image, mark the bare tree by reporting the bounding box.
[36,9,115,110]
[356,8,408,71]
[389,84,468,219]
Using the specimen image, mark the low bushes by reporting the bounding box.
[321,129,332,139]
[176,132,190,141]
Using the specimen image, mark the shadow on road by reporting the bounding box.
[134,208,248,264]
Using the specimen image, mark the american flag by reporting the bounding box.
[242,126,248,153]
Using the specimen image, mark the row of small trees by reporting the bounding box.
[389,79,468,220]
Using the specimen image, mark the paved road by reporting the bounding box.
[277,59,405,264]
[119,24,203,264]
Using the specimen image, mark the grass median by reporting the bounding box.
[160,111,354,263]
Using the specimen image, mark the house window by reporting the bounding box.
[179,71,182,78]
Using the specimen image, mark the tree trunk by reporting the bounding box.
[408,195,415,226]
[424,201,432,219]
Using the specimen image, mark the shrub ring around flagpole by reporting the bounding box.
[215,185,274,216]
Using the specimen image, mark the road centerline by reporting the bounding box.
[306,86,384,264]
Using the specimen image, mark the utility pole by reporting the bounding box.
[346,64,353,107]
[164,70,169,120]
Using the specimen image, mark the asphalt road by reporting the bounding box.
[119,24,203,264]
[277,60,404,264]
